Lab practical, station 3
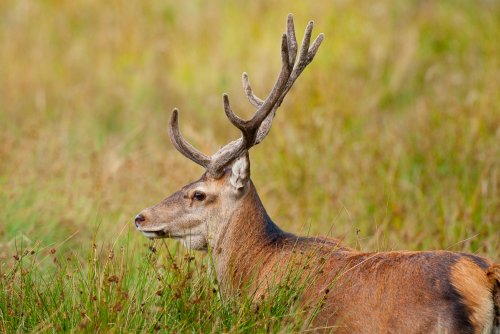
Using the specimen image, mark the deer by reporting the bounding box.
[134,14,500,334]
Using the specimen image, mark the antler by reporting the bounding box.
[168,14,324,178]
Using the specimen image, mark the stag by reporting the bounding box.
[135,14,500,334]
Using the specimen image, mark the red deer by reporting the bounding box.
[135,14,500,334]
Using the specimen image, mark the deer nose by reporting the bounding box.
[134,214,146,228]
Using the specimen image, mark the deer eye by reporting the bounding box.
[192,191,206,201]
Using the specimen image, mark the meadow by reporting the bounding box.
[1,1,499,332]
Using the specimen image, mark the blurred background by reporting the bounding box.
[0,0,498,260]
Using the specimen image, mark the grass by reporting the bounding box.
[1,237,316,333]
[0,0,499,332]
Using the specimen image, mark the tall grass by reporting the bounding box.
[1,235,317,333]
[0,0,499,332]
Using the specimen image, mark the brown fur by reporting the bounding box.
[205,184,499,333]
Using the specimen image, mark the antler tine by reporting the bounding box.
[168,109,211,168]
[222,93,253,141]
[297,21,314,66]
[286,13,298,68]
[307,33,324,64]
[242,73,263,108]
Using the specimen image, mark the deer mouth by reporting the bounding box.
[139,229,188,240]
[140,229,169,239]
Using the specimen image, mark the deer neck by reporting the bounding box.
[209,182,289,291]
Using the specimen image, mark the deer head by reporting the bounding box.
[134,14,323,251]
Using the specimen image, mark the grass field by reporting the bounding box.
[1,0,499,332]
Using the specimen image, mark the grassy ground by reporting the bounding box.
[1,0,499,332]
[2,239,319,333]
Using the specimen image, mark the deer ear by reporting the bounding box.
[230,152,250,190]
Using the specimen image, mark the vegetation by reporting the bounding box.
[1,0,498,332]
[2,239,318,332]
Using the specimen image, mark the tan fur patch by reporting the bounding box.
[451,258,494,334]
